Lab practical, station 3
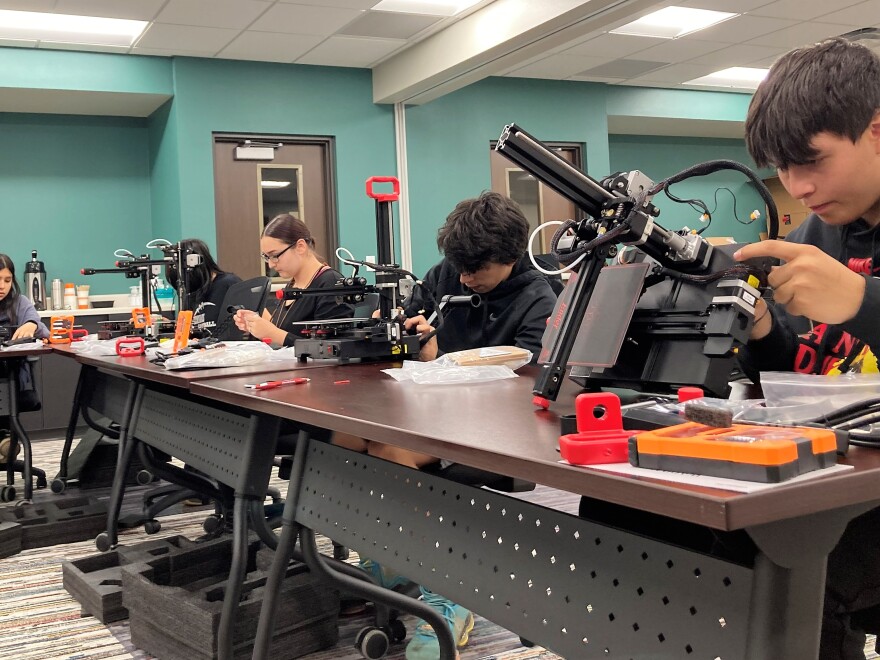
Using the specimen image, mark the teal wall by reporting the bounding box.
[158,57,396,265]
[404,77,610,273]
[0,45,767,295]
[609,134,768,243]
[0,47,171,95]
[0,113,153,294]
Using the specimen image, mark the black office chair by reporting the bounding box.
[122,276,274,534]
[212,276,271,341]
[0,357,47,501]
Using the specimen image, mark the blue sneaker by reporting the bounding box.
[405,588,474,660]
[358,557,415,591]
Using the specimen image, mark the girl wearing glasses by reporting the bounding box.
[234,214,352,346]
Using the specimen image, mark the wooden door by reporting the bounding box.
[489,142,584,256]
[213,135,337,281]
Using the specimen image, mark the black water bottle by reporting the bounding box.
[24,250,47,311]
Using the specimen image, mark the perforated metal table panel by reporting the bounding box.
[295,442,753,659]
[132,387,279,498]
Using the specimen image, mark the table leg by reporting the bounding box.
[745,502,879,659]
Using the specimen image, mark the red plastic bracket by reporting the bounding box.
[559,392,631,465]
[365,176,400,202]
[116,336,145,357]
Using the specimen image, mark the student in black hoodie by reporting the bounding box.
[403,191,557,361]
[733,38,880,659]
[736,38,880,378]
[350,192,556,660]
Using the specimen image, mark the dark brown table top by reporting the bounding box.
[69,351,327,389]
[190,362,880,532]
[0,343,53,358]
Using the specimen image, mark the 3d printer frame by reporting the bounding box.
[494,123,779,402]
[280,176,423,363]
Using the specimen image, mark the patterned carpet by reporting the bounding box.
[0,436,567,660]
[1,436,877,659]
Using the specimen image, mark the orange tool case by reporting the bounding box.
[629,422,838,483]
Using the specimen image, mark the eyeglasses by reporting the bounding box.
[260,243,294,263]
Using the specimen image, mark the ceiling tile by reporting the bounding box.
[0,1,57,11]
[296,35,404,67]
[135,23,240,53]
[276,0,379,7]
[687,43,786,67]
[567,74,626,84]
[506,54,611,79]
[250,3,363,35]
[217,31,324,62]
[689,14,797,44]
[338,10,440,39]
[747,21,852,48]
[131,45,220,57]
[52,0,166,21]
[750,0,864,22]
[628,62,719,83]
[37,40,129,53]
[584,59,669,78]
[0,37,35,47]
[813,0,880,27]
[678,0,773,10]
[631,37,723,61]
[564,32,665,59]
[155,0,272,30]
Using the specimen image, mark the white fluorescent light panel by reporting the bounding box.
[0,10,147,47]
[611,6,737,40]
[684,66,769,90]
[261,181,292,189]
[370,0,481,17]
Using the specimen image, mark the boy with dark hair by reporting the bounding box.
[404,190,557,361]
[736,37,880,658]
[352,191,556,659]
[736,37,880,375]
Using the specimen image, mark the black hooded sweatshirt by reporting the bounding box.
[404,255,558,360]
[739,214,880,376]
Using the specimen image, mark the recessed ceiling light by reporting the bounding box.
[370,0,481,17]
[0,9,147,47]
[683,67,769,90]
[261,181,292,189]
[610,6,737,40]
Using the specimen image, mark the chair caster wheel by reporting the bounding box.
[520,637,535,647]
[35,475,47,489]
[388,617,407,643]
[144,519,161,534]
[50,478,66,494]
[0,485,16,502]
[203,514,223,535]
[136,470,154,486]
[355,626,390,659]
[95,532,114,552]
[333,543,350,561]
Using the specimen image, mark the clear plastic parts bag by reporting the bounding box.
[163,341,274,370]
[734,371,880,425]
[382,346,532,385]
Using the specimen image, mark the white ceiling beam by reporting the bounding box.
[372,0,662,104]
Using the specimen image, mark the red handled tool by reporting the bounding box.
[115,336,145,357]
[245,377,310,391]
[558,392,631,465]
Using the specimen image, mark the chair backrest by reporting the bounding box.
[214,276,271,340]
[353,292,380,319]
